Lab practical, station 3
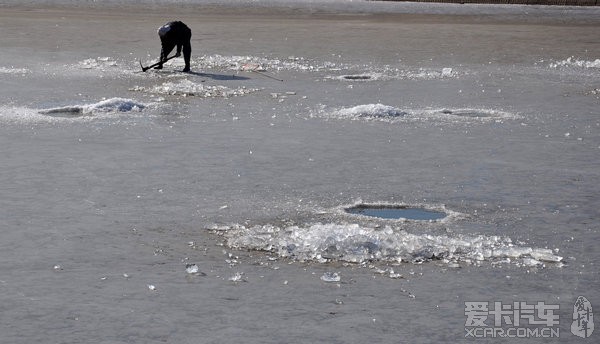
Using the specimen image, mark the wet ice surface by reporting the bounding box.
[1,2,600,344]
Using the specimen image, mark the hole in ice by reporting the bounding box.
[440,109,497,118]
[345,204,447,221]
[37,107,85,118]
[343,75,371,80]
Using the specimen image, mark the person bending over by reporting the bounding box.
[156,21,192,72]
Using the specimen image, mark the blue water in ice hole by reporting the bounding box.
[345,206,447,220]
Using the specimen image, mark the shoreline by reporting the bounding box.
[1,1,599,27]
[379,0,599,6]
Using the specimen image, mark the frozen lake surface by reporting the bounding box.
[1,1,599,343]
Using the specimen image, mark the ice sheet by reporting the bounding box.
[1,3,598,343]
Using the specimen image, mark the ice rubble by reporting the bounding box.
[69,54,459,86]
[185,264,199,274]
[195,55,458,81]
[73,57,140,77]
[549,57,600,69]
[321,272,341,282]
[38,98,146,115]
[326,104,409,121]
[197,54,340,72]
[328,67,455,82]
[0,98,148,124]
[77,57,119,70]
[213,222,563,267]
[130,79,257,98]
[311,104,520,123]
[0,66,30,74]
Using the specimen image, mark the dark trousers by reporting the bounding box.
[158,23,192,70]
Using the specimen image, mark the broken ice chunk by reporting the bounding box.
[530,248,563,262]
[185,264,199,274]
[229,272,245,282]
[320,272,340,282]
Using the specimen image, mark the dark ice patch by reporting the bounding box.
[342,75,372,80]
[440,109,497,118]
[345,204,447,221]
